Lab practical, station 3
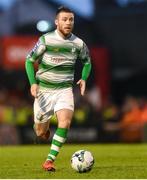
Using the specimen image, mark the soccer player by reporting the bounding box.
[25,6,91,171]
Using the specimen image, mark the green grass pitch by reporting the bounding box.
[1,143,147,179]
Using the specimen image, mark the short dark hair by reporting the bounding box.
[56,6,74,16]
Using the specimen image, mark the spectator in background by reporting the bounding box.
[120,96,143,142]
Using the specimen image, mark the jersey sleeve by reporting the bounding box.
[79,42,92,81]
[26,36,46,62]
[25,36,46,85]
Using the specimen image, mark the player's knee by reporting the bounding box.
[66,120,71,128]
[36,131,49,140]
[35,129,46,138]
[59,119,71,129]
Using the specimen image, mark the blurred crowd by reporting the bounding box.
[1,86,147,145]
[101,95,147,143]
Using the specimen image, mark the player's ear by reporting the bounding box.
[55,19,58,26]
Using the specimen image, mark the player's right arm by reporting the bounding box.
[25,36,46,97]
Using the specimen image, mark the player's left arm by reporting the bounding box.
[77,42,92,96]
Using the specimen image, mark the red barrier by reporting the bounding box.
[1,36,38,69]
[90,47,110,106]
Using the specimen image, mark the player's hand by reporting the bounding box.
[77,79,86,96]
[30,84,39,98]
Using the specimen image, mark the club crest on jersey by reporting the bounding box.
[71,47,76,53]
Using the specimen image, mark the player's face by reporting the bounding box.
[55,12,74,38]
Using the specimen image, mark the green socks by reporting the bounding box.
[47,128,68,161]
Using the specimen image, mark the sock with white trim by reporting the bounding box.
[47,128,68,162]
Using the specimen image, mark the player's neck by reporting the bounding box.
[56,29,72,39]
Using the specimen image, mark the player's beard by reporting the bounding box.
[59,27,73,38]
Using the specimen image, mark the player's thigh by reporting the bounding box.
[34,90,54,124]
[56,109,73,128]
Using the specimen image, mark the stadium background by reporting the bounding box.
[1,0,147,145]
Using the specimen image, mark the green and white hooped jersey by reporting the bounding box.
[27,30,91,89]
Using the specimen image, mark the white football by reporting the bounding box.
[71,150,94,173]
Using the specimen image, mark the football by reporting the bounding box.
[71,150,94,173]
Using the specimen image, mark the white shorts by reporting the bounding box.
[34,87,74,123]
